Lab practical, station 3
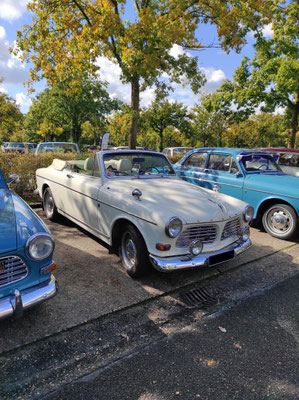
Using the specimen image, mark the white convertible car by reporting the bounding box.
[36,150,253,277]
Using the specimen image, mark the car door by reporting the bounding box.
[201,153,244,199]
[62,156,102,234]
[176,152,208,186]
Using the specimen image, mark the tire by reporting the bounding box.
[262,203,298,240]
[43,187,59,221]
[119,225,152,277]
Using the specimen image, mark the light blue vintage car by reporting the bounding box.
[0,169,57,320]
[174,148,299,240]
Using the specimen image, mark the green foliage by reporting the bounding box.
[14,0,272,147]
[0,152,90,201]
[141,99,191,151]
[24,76,120,143]
[0,87,24,143]
[217,0,299,147]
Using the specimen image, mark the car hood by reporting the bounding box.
[105,177,246,224]
[0,190,50,255]
[245,173,299,198]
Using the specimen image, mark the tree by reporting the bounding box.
[224,113,287,148]
[14,0,272,148]
[218,0,299,147]
[189,92,230,147]
[0,86,24,142]
[141,99,190,151]
[25,76,120,142]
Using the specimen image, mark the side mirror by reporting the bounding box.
[7,174,20,185]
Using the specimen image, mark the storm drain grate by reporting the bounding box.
[179,286,220,309]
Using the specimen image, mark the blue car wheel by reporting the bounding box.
[262,203,298,240]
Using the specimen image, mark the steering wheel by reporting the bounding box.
[257,164,267,170]
[143,166,161,173]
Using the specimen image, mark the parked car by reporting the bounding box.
[2,142,37,153]
[162,147,194,158]
[35,142,80,155]
[36,150,253,278]
[0,169,57,320]
[260,148,299,177]
[174,148,299,240]
[1,142,10,152]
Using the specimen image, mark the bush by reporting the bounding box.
[0,152,88,202]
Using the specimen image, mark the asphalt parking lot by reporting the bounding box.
[0,207,298,355]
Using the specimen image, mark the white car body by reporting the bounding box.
[36,150,252,276]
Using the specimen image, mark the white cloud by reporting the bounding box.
[169,44,186,59]
[15,92,31,108]
[0,0,29,21]
[0,26,29,84]
[249,23,273,39]
[200,67,226,91]
[261,24,273,38]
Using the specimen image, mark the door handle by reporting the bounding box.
[66,174,74,178]
[213,184,220,192]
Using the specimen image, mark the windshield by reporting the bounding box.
[103,152,175,177]
[241,154,281,172]
[37,143,78,153]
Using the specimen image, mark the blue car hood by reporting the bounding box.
[0,189,50,255]
[0,188,17,254]
[245,173,299,198]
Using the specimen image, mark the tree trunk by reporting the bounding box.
[159,129,163,152]
[129,75,140,149]
[288,100,299,148]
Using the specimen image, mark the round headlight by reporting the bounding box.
[26,234,55,261]
[243,205,254,222]
[189,240,203,257]
[165,217,183,238]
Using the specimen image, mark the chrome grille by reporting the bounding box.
[221,218,241,240]
[0,256,28,288]
[176,225,217,248]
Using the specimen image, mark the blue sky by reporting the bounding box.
[0,0,272,113]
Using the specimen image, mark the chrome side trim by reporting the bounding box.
[149,238,251,272]
[0,274,57,320]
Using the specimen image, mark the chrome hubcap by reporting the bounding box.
[267,208,292,234]
[122,235,137,268]
[45,193,54,216]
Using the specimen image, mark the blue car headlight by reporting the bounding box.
[26,233,55,261]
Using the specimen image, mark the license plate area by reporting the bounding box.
[209,250,234,266]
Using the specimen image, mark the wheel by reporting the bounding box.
[43,187,59,221]
[119,225,152,277]
[262,203,298,240]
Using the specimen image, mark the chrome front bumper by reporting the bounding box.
[149,238,252,272]
[0,274,57,320]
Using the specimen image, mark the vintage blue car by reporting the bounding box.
[0,169,57,320]
[174,148,299,240]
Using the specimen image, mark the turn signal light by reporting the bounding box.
[156,244,171,251]
[40,262,56,275]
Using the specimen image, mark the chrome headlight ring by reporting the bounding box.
[243,205,254,223]
[26,233,55,261]
[165,217,183,238]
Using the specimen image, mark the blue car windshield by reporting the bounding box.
[241,154,280,172]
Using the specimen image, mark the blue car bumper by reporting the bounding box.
[0,274,57,320]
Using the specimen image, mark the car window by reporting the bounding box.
[241,154,280,172]
[207,154,232,172]
[279,153,299,167]
[184,152,207,168]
